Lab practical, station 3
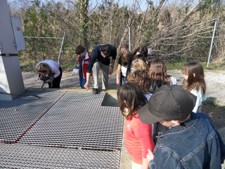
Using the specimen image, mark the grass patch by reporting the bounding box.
[63,63,75,71]
[166,60,225,71]
[20,60,36,72]
[202,62,225,70]
[165,61,185,70]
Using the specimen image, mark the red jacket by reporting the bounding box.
[78,52,90,78]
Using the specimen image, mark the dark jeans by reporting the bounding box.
[121,76,126,85]
[79,76,86,88]
[48,67,62,88]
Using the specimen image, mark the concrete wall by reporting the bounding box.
[0,56,25,100]
[0,0,17,54]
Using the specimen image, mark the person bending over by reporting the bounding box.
[36,59,62,88]
[84,44,117,94]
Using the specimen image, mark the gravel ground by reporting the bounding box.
[168,69,225,106]
[23,70,225,106]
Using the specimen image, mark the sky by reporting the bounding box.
[116,0,150,11]
[8,0,200,11]
[47,0,154,11]
[7,0,149,11]
[54,0,199,11]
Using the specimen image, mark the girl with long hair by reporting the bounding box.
[148,58,177,93]
[117,83,154,169]
[181,61,207,112]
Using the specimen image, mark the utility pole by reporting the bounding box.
[128,26,131,51]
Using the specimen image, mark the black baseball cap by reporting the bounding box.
[139,85,196,124]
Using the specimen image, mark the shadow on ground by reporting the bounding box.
[101,93,118,107]
[202,97,225,129]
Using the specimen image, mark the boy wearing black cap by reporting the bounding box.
[139,85,225,169]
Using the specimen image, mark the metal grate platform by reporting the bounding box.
[0,91,123,168]
[19,92,123,150]
[0,90,65,143]
[0,143,121,169]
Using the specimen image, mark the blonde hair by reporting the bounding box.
[36,63,52,74]
[131,59,147,72]
[127,69,151,94]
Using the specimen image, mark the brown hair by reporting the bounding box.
[36,63,52,74]
[75,45,85,55]
[148,58,168,80]
[133,46,148,58]
[148,58,171,93]
[121,52,132,66]
[120,44,129,49]
[117,83,147,120]
[181,61,206,95]
[127,70,151,94]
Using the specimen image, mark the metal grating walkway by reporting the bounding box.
[19,92,123,150]
[0,90,123,168]
[0,143,121,169]
[0,90,65,143]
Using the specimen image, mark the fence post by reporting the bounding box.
[207,20,217,68]
[58,32,66,64]
[128,26,131,51]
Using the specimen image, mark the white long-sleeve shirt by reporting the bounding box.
[36,60,60,78]
[190,87,207,113]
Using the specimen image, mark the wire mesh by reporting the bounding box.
[0,90,65,143]
[0,91,123,168]
[0,143,121,169]
[19,92,123,151]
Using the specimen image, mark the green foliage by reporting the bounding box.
[202,62,225,70]
[166,60,225,71]
[165,60,186,70]
[202,0,213,10]
[10,0,225,71]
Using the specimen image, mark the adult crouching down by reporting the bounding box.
[84,44,117,94]
[36,59,62,88]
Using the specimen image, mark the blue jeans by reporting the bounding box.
[79,76,86,88]
[121,76,126,85]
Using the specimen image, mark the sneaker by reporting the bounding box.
[92,88,99,94]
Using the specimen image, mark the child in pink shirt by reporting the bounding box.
[117,83,155,169]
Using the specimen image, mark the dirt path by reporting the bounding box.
[23,70,225,106]
[168,70,225,106]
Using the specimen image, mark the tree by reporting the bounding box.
[77,0,89,48]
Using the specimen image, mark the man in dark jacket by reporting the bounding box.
[139,85,225,169]
[84,44,117,94]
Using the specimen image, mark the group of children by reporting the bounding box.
[35,44,225,168]
[116,45,224,169]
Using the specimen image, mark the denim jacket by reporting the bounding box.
[150,113,225,169]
